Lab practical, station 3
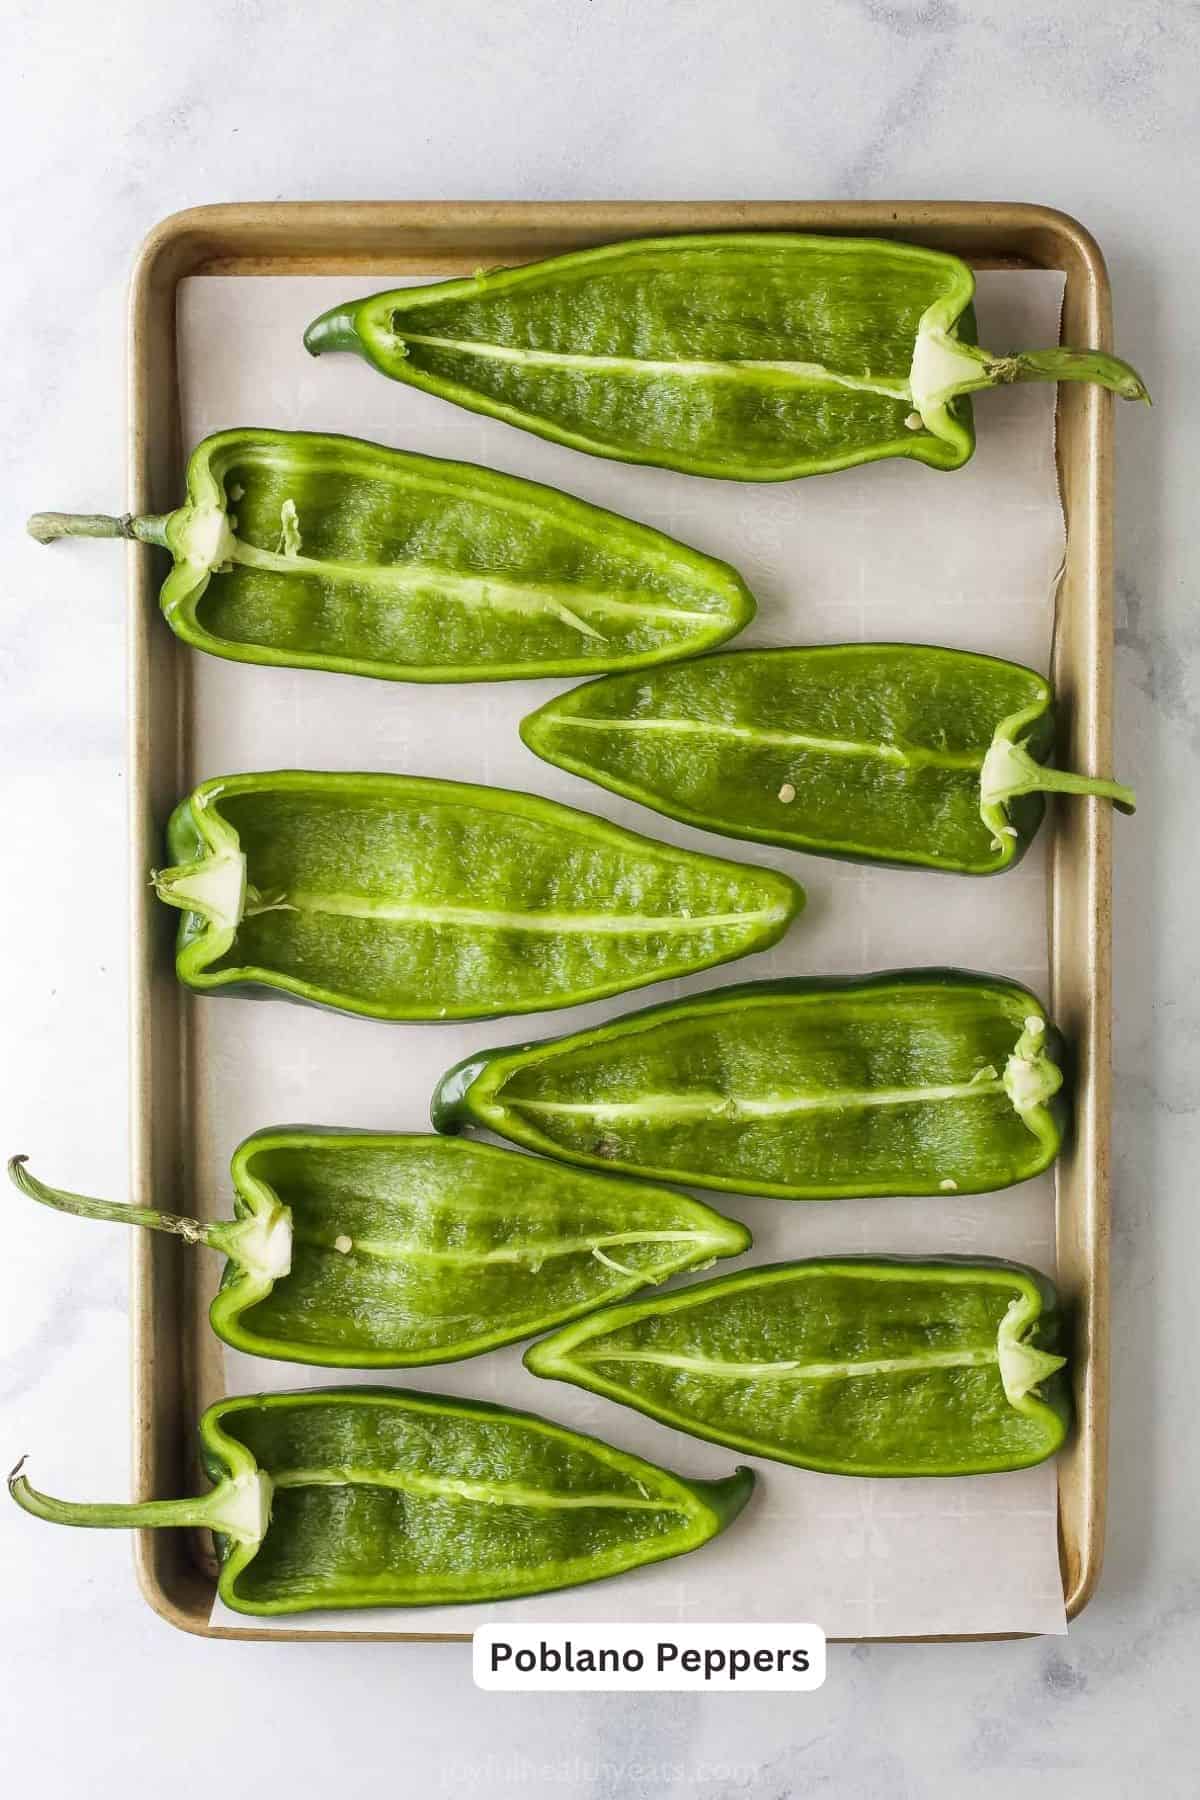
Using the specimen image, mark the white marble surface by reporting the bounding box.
[0,1,1190,1793]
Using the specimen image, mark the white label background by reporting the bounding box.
[475,1624,827,1690]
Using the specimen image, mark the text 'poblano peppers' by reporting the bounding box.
[434,971,1067,1199]
[522,644,1136,874]
[28,429,754,680]
[304,234,1148,481]
[153,770,802,1021]
[8,1388,754,1614]
[9,1133,750,1367]
[526,1257,1070,1477]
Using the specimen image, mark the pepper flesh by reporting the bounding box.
[9,1133,750,1367]
[526,1257,1070,1477]
[27,429,755,679]
[7,1388,755,1614]
[521,643,1136,875]
[153,771,802,1021]
[304,234,1148,482]
[433,970,1066,1199]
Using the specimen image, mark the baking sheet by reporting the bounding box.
[176,268,1069,1637]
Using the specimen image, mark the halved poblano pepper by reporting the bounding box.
[521,643,1136,874]
[153,771,802,1020]
[433,970,1066,1198]
[9,1133,749,1367]
[525,1257,1070,1477]
[304,234,1148,481]
[28,429,754,679]
[8,1388,754,1614]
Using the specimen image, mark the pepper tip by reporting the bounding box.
[302,306,361,359]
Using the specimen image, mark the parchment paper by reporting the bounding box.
[177,268,1069,1637]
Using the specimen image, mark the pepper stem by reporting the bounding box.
[979,702,1136,852]
[996,1300,1066,1405]
[8,1156,292,1282]
[976,346,1150,403]
[27,511,172,547]
[1002,1015,1064,1155]
[998,1336,1067,1404]
[8,1458,271,1545]
[152,849,247,933]
[992,753,1138,811]
[910,314,1149,427]
[8,1155,225,1249]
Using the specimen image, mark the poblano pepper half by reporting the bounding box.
[153,770,802,1020]
[526,1257,1070,1477]
[304,233,1148,481]
[433,970,1066,1199]
[521,643,1136,874]
[28,428,754,679]
[10,1133,750,1367]
[8,1388,754,1614]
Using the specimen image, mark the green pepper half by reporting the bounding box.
[153,770,802,1021]
[433,970,1066,1198]
[28,428,754,679]
[8,1387,754,1614]
[305,234,1147,482]
[526,1257,1070,1477]
[521,644,1136,875]
[9,1132,749,1367]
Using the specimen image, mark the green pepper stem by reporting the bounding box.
[1004,760,1137,811]
[911,317,1149,426]
[1002,1016,1064,1154]
[152,847,247,934]
[996,1300,1067,1405]
[8,1155,228,1252]
[27,511,172,547]
[980,346,1150,404]
[8,1458,271,1545]
[980,707,1136,822]
[8,1156,292,1283]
